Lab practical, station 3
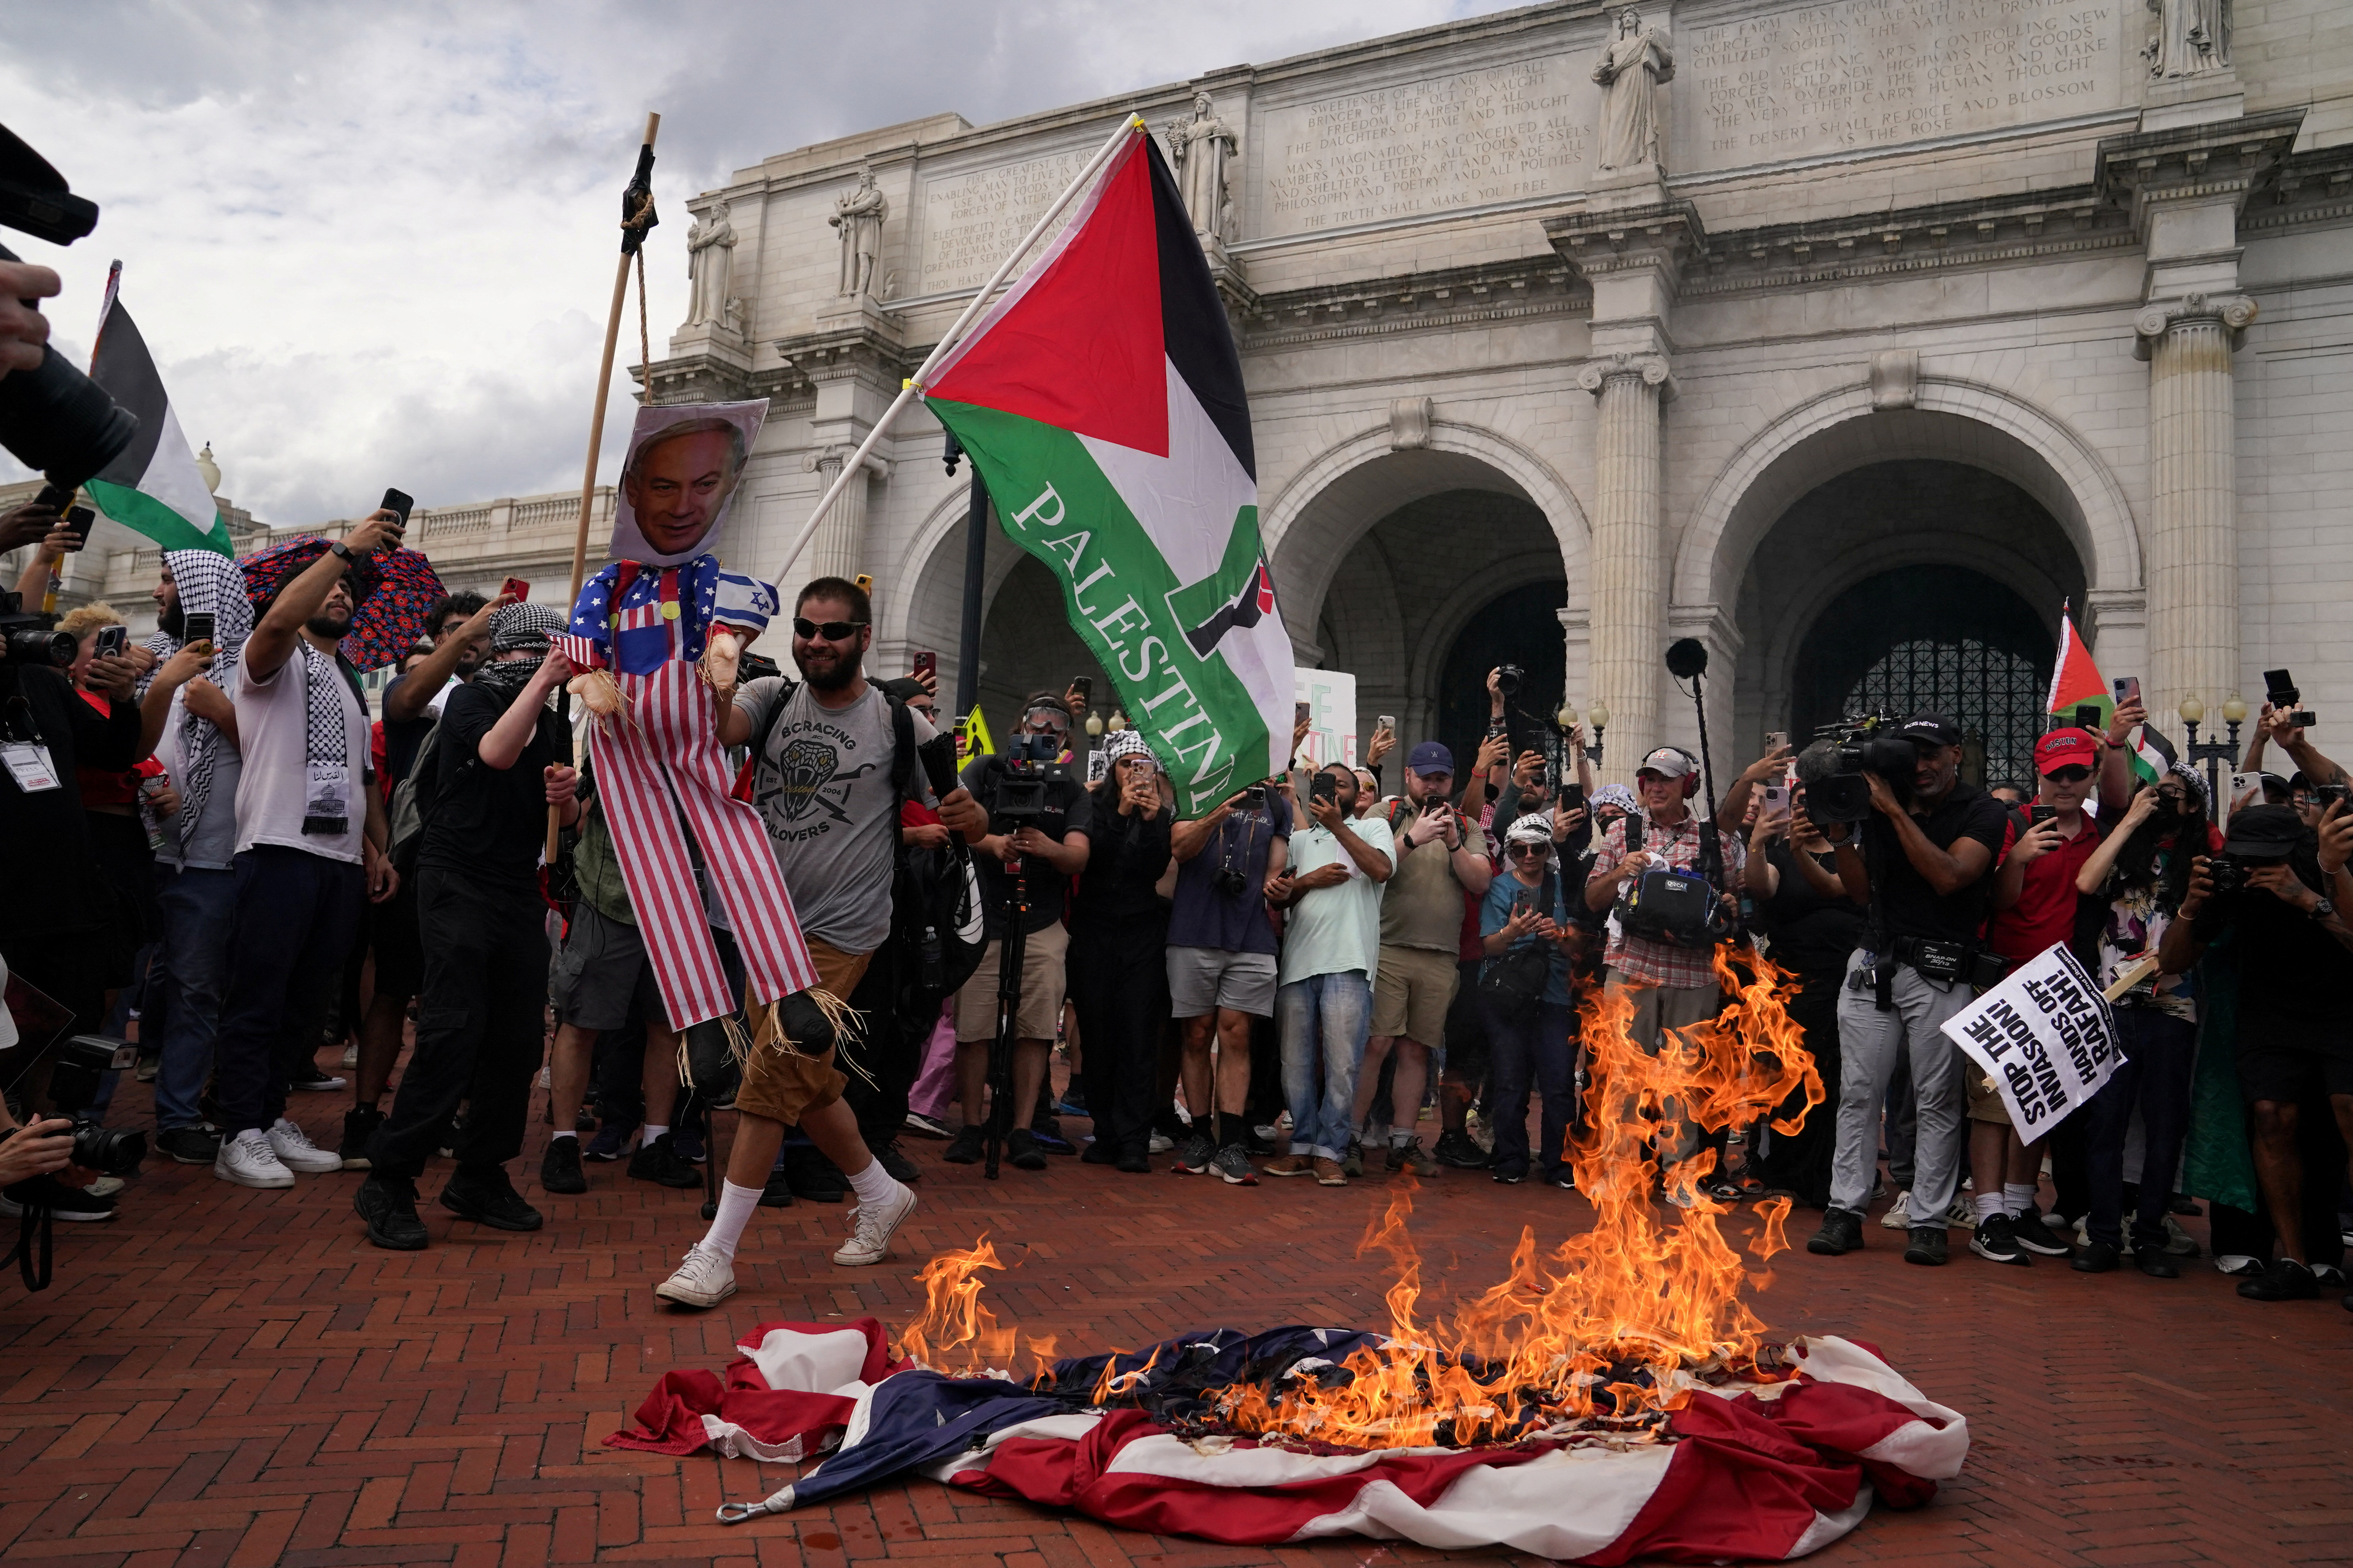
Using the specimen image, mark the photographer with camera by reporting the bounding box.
[1805,715,2009,1266]
[0,255,59,382]
[1166,771,1290,1184]
[1351,742,1490,1177]
[944,693,1091,1172]
[1265,762,1394,1184]
[207,508,404,1191]
[2159,800,2353,1303]
[1584,745,1744,1197]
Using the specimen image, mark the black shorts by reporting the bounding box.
[369,874,426,1000]
[2235,1012,2353,1104]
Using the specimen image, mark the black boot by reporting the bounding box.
[439,1166,545,1231]
[1807,1207,1865,1256]
[355,1175,428,1250]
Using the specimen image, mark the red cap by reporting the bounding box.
[2034,728,2101,774]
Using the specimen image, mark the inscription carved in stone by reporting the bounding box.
[920,148,1095,293]
[1676,0,2124,174]
[1254,56,1594,239]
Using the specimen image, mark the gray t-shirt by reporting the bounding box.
[152,686,243,872]
[735,676,935,956]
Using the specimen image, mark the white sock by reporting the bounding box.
[845,1157,898,1208]
[701,1180,762,1261]
[551,1129,578,1142]
[1974,1191,2006,1222]
[642,1123,669,1145]
[2004,1182,2037,1217]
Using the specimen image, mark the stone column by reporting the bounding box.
[2135,293,2254,722]
[1578,353,1672,768]
[800,444,887,588]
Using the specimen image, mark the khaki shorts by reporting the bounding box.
[1371,945,1458,1046]
[953,920,1069,1043]
[1966,1060,2012,1126]
[734,939,868,1127]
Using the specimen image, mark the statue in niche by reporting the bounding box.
[1165,92,1238,243]
[829,168,889,298]
[1592,8,1674,174]
[2144,0,2231,78]
[685,200,736,329]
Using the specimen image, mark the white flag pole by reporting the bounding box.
[768,113,1144,588]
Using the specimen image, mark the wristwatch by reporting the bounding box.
[2314,896,2337,921]
[327,539,356,565]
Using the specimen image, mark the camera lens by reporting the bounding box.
[1496,664,1524,696]
[5,625,75,666]
[70,1120,146,1178]
[0,343,139,489]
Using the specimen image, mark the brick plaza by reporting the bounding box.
[4,1072,2349,1568]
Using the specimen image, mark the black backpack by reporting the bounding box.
[752,680,985,1003]
[1613,812,1732,948]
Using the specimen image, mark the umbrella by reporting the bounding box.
[238,536,446,675]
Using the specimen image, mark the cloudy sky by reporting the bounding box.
[4,0,1519,530]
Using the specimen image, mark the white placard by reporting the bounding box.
[1940,942,2119,1134]
[1294,668,1358,770]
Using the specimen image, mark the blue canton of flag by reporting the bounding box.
[564,555,779,676]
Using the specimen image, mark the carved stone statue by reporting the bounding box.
[2144,0,2231,78]
[829,168,889,298]
[1592,8,1675,174]
[1165,92,1238,243]
[685,200,737,329]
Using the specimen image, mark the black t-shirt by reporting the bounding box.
[1861,782,2009,946]
[2197,853,2350,1031]
[416,681,572,888]
[379,672,449,787]
[961,755,1094,938]
[1070,790,1173,948]
[0,665,141,939]
[1758,839,1867,978]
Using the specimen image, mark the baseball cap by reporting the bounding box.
[2221,803,2304,861]
[2033,728,2101,775]
[1897,713,1963,748]
[1637,746,1695,779]
[1407,741,1454,775]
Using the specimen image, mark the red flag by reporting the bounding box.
[2045,605,2111,729]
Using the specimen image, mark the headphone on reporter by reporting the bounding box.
[1639,746,1705,800]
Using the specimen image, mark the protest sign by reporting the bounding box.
[1939,943,2120,1133]
[1295,668,1358,770]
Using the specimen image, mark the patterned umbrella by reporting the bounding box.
[237,536,446,675]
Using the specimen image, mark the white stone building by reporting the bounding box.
[25,0,2352,785]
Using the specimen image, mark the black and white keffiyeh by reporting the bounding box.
[297,640,356,835]
[158,549,254,848]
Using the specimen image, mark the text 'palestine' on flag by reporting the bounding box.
[919,122,1292,816]
[86,292,235,558]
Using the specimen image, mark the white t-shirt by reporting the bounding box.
[1277,813,1396,988]
[152,686,245,872]
[232,646,371,864]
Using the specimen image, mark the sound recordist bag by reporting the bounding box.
[1612,814,1725,948]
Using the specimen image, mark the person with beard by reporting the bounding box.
[209,509,404,1190]
[342,589,499,1166]
[353,603,576,1248]
[141,551,253,1166]
[641,578,986,1305]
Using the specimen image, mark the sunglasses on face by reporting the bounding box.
[791,618,868,642]
[1508,843,1548,859]
[2044,765,2093,783]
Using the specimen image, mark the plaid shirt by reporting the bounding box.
[1588,808,1744,989]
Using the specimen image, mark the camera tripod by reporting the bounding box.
[980,859,1033,1180]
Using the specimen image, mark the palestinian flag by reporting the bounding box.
[86,272,234,557]
[2124,720,2178,788]
[2045,605,2111,732]
[921,122,1289,815]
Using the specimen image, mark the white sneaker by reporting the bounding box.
[1879,1190,1914,1230]
[653,1243,736,1309]
[1944,1193,1975,1230]
[340,1043,359,1069]
[215,1130,295,1189]
[833,1182,917,1266]
[267,1117,344,1175]
[1147,1132,1175,1155]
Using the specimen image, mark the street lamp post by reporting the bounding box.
[1585,702,1611,769]
[2177,692,2247,810]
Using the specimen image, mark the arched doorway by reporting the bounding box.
[1791,565,2053,788]
[1437,581,1568,779]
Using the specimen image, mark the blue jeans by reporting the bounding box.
[2082,1007,2198,1250]
[152,867,236,1130]
[1484,997,1575,1180]
[1276,971,1372,1160]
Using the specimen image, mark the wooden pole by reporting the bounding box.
[552,111,660,862]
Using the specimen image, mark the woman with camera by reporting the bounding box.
[2070,769,2219,1276]
[1068,730,1174,1173]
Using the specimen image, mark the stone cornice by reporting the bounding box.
[1544,199,1709,283]
[2094,106,2305,237]
[2244,139,2353,236]
[1234,256,1585,349]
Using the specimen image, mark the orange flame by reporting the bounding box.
[898,947,1818,1446]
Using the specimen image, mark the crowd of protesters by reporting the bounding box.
[5,490,2352,1320]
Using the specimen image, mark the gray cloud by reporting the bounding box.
[3,0,1512,525]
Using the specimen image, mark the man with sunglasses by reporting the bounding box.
[1961,727,2108,1266]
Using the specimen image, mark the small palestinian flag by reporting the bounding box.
[922,121,1291,815]
[2045,604,2111,732]
[86,270,234,557]
[2124,720,2178,788]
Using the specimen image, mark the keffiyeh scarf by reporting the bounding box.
[158,549,254,849]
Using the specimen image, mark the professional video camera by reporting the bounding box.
[1806,714,1918,824]
[988,733,1075,827]
[0,124,138,498]
[1,586,74,668]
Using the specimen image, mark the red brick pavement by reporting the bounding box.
[4,1072,2350,1568]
